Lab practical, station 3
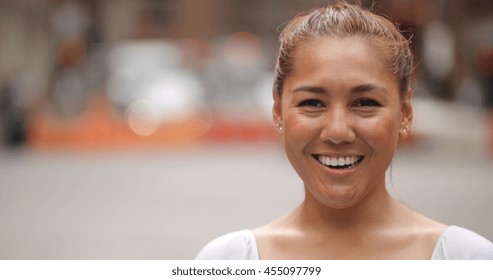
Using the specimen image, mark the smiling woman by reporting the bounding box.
[196,1,493,260]
[278,36,407,211]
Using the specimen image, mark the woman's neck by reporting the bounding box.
[295,184,402,235]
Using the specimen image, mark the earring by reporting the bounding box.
[402,124,410,133]
[275,122,283,132]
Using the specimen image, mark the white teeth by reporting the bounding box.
[317,155,361,167]
[345,156,351,165]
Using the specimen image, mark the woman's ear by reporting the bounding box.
[272,91,283,133]
[399,89,413,140]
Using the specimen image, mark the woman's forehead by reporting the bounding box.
[291,37,394,73]
[285,37,400,94]
[292,37,388,69]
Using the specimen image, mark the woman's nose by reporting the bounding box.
[319,107,356,144]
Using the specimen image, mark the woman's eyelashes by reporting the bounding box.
[298,99,324,107]
[297,98,381,108]
[352,98,381,108]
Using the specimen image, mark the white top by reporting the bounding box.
[196,226,493,260]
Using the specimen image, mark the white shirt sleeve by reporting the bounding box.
[432,226,493,260]
[195,230,259,260]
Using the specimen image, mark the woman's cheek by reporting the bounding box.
[284,114,320,140]
[363,115,400,147]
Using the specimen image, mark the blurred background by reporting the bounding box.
[0,0,492,259]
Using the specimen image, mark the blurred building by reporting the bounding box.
[0,0,492,150]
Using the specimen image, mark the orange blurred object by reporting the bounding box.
[27,95,201,150]
[26,95,278,151]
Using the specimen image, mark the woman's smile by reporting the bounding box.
[315,154,364,169]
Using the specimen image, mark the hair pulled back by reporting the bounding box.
[274,1,413,96]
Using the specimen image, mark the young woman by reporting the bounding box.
[196,2,493,259]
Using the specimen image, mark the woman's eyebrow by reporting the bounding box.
[292,85,327,94]
[293,83,385,94]
[350,83,382,94]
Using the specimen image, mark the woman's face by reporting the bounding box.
[273,37,412,209]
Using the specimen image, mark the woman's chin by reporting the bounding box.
[310,187,361,210]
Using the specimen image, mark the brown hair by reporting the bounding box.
[274,1,413,96]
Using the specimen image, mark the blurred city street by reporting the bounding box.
[1,98,492,260]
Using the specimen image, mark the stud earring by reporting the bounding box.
[402,124,410,133]
[275,122,283,132]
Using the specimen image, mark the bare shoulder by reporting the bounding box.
[403,206,449,249]
[386,202,448,258]
[394,201,445,229]
[411,209,448,235]
[253,215,294,241]
[252,214,300,259]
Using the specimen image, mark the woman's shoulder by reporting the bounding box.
[195,230,259,260]
[432,225,493,260]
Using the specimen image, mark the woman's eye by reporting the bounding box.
[353,98,381,107]
[299,99,323,107]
